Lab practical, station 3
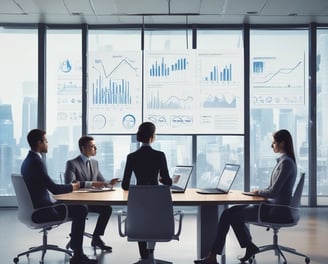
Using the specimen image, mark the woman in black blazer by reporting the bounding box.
[122,121,173,259]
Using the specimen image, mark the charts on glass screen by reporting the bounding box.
[144,50,244,134]
[88,51,142,134]
[88,49,244,134]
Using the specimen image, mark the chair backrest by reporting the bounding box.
[11,174,36,227]
[289,172,305,223]
[125,185,174,242]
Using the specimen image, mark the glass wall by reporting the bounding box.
[195,29,244,189]
[88,29,143,180]
[317,28,328,205]
[144,29,192,50]
[46,29,82,183]
[1,24,325,205]
[143,29,194,179]
[87,29,194,182]
[0,29,38,198]
[249,29,309,204]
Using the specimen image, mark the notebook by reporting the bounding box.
[196,163,240,194]
[170,165,193,193]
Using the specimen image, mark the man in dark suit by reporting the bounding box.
[21,129,97,264]
[65,135,120,252]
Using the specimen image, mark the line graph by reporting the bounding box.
[91,57,139,105]
[253,61,302,84]
[92,58,138,78]
[147,91,193,110]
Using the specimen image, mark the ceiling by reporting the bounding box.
[0,0,328,25]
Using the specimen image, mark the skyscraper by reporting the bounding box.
[0,104,14,193]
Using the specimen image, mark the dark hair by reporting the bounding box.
[78,135,94,151]
[136,122,156,143]
[27,129,46,149]
[273,129,296,163]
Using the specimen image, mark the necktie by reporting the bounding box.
[86,160,92,179]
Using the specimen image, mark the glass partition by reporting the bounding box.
[317,28,328,205]
[0,28,38,197]
[250,29,309,204]
[46,29,82,183]
[196,136,244,189]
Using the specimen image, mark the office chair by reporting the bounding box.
[249,172,310,264]
[11,174,73,263]
[118,185,184,264]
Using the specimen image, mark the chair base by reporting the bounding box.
[14,244,72,263]
[133,247,172,264]
[252,243,310,264]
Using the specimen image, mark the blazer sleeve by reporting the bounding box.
[122,154,133,190]
[64,160,78,184]
[158,152,172,186]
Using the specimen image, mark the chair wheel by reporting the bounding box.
[13,257,19,263]
[305,257,310,263]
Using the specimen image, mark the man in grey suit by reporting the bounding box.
[65,136,120,252]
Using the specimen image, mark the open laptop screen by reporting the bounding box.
[171,165,193,191]
[216,163,240,192]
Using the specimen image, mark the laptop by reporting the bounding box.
[170,165,193,193]
[197,163,240,194]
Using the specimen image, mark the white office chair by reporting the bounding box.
[249,172,310,264]
[118,185,184,264]
[11,174,73,264]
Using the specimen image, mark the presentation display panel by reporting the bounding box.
[88,51,142,134]
[143,50,244,134]
[88,49,244,134]
[251,53,305,108]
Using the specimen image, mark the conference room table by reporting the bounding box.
[54,188,266,261]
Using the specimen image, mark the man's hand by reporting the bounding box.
[72,181,80,191]
[92,181,107,188]
[109,178,122,186]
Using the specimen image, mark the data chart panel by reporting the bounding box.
[144,51,197,134]
[251,54,305,107]
[144,50,244,134]
[88,51,142,133]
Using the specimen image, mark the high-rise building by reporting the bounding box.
[0,104,14,192]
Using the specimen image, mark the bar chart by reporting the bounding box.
[149,57,189,77]
[92,77,131,105]
[203,64,233,82]
[88,51,142,134]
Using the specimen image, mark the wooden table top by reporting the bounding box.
[53,188,266,206]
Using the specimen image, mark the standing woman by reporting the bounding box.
[194,129,297,264]
[122,121,173,260]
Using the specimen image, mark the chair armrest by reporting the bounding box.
[172,210,184,240]
[117,210,127,237]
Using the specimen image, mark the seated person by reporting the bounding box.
[21,129,97,264]
[65,135,120,252]
[194,129,297,264]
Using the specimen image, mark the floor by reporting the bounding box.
[0,207,327,264]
